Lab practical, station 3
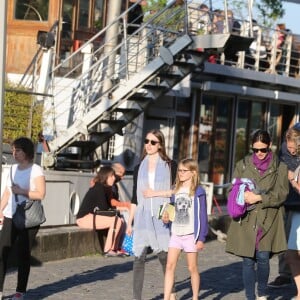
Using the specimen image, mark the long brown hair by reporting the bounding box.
[173,158,200,196]
[141,129,171,162]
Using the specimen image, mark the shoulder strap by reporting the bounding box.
[10,166,14,185]
[10,166,19,203]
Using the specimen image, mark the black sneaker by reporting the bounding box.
[268,276,292,288]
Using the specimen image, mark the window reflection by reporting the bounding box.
[199,95,231,191]
[235,100,265,164]
[79,0,90,28]
[15,0,49,21]
[94,0,104,30]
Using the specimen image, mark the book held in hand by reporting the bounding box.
[158,202,175,222]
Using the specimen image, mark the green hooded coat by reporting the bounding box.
[225,153,289,258]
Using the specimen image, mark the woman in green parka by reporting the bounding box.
[226,130,289,300]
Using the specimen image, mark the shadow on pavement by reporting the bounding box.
[26,260,133,299]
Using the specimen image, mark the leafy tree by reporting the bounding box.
[4,83,43,143]
[256,0,284,27]
[224,0,284,26]
[145,0,167,12]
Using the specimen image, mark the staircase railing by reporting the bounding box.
[36,0,300,164]
[42,0,189,148]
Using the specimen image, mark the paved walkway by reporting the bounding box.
[3,239,296,299]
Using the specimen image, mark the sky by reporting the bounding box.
[279,2,300,35]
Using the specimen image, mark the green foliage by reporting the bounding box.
[224,0,284,28]
[145,0,167,12]
[256,0,284,27]
[146,1,185,32]
[4,83,43,143]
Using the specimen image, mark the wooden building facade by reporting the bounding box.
[6,0,113,74]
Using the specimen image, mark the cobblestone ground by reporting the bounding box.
[3,239,296,299]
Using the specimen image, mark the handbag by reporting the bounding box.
[13,200,46,230]
[121,233,134,256]
[93,208,119,217]
[92,207,120,253]
[10,167,46,230]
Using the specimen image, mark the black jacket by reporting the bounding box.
[280,141,300,210]
[76,182,112,218]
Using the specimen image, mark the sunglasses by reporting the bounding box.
[252,147,269,153]
[144,139,159,146]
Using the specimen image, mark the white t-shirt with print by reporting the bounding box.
[172,187,194,236]
[3,163,44,218]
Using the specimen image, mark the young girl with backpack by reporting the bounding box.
[162,158,209,300]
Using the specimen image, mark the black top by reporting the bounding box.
[112,183,119,199]
[76,182,113,218]
[131,160,177,205]
[279,141,300,210]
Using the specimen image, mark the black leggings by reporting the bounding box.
[133,247,175,300]
[0,217,39,293]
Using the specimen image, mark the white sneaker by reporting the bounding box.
[256,296,267,300]
[12,292,24,300]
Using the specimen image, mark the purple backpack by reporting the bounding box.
[227,178,252,218]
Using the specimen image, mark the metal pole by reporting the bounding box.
[248,0,253,37]
[223,0,229,33]
[0,0,8,194]
[102,0,122,98]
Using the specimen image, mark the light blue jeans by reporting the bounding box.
[242,251,270,300]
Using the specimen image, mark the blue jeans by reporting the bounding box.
[242,251,270,300]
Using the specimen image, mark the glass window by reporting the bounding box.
[235,100,265,164]
[94,0,105,30]
[62,0,73,39]
[173,97,192,162]
[268,103,296,154]
[269,103,280,152]
[78,0,90,28]
[15,0,49,21]
[199,95,232,189]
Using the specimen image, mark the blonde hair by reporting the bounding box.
[286,127,300,155]
[174,158,200,196]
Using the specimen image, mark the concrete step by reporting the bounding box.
[27,213,231,264]
[31,226,103,263]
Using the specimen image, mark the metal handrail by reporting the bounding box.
[29,1,300,154]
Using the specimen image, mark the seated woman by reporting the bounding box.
[76,166,125,256]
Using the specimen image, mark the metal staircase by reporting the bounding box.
[37,0,249,171]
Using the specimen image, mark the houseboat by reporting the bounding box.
[2,0,300,225]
